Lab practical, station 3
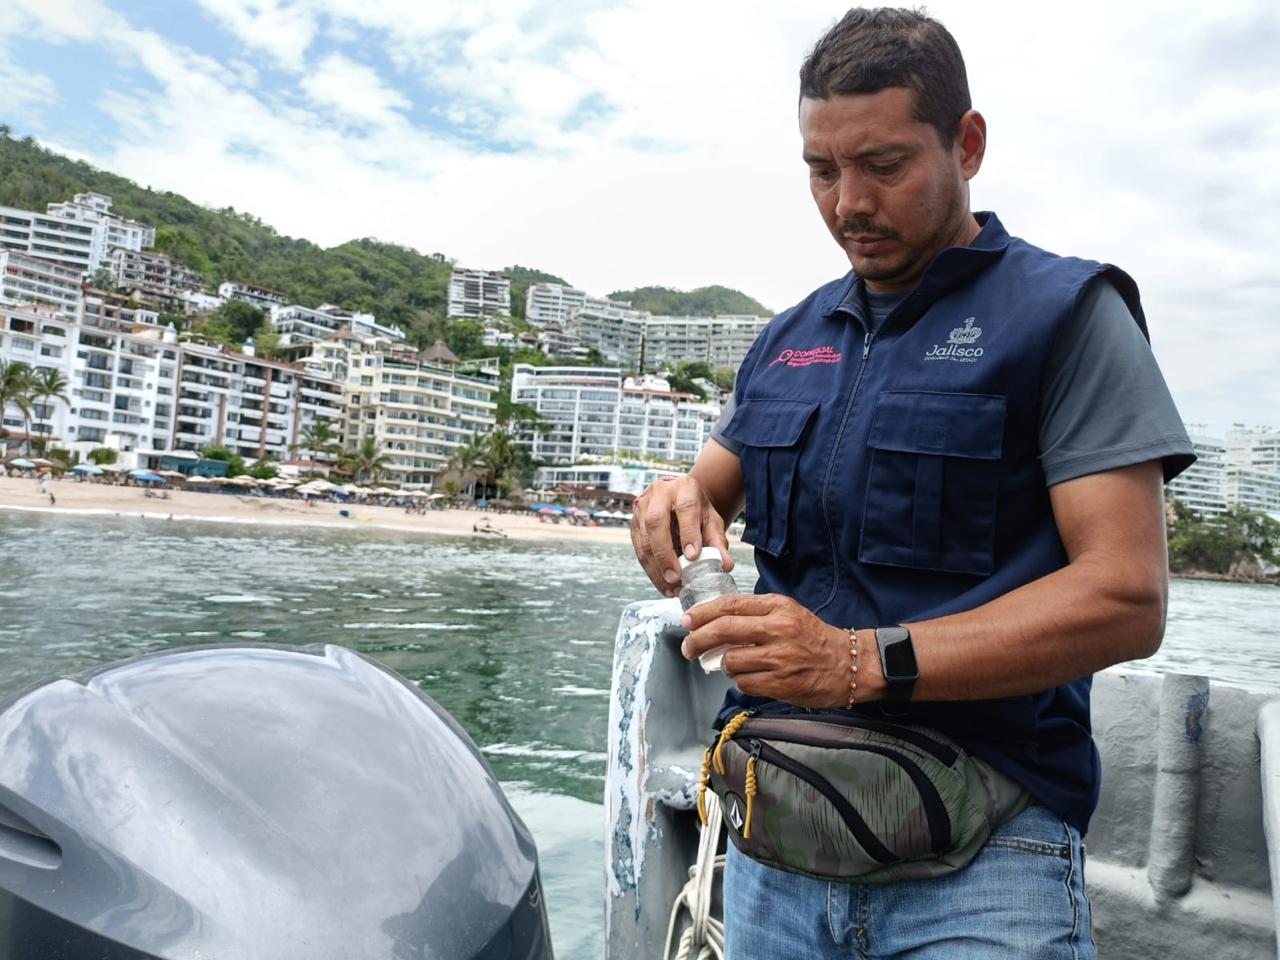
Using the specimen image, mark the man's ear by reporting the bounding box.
[955,109,986,181]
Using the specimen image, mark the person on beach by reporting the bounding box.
[630,8,1194,957]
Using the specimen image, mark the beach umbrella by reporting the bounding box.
[29,458,55,467]
[185,476,211,485]
[567,507,589,517]
[98,464,124,473]
[7,458,36,469]
[134,472,165,484]
[155,470,187,479]
[72,463,103,476]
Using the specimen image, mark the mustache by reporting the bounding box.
[838,217,899,240]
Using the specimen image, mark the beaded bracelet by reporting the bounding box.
[844,627,859,709]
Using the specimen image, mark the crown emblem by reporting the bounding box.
[947,317,983,345]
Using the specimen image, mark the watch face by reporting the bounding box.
[884,639,919,679]
[879,627,919,680]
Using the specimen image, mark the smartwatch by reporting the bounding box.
[874,626,919,703]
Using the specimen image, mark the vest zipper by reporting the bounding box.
[818,327,876,613]
[745,738,898,865]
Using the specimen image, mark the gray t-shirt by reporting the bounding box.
[710,277,1193,486]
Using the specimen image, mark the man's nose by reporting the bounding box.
[834,168,875,221]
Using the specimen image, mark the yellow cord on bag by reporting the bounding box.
[743,755,758,839]
[713,711,751,775]
[697,748,711,825]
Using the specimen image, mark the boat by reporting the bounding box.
[605,597,1280,959]
[0,644,553,959]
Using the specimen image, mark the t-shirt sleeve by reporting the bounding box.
[1038,277,1196,486]
[709,393,743,455]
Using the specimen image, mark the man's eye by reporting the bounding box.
[809,168,837,182]
[868,161,902,176]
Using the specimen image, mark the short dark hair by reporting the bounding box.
[799,7,971,146]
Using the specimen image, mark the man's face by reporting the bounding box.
[800,87,976,293]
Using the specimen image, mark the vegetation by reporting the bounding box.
[292,420,339,462]
[338,435,388,484]
[0,131,768,353]
[1167,498,1280,581]
[608,285,771,317]
[247,458,279,480]
[87,447,118,465]
[0,359,33,451]
[200,444,246,477]
[504,265,569,322]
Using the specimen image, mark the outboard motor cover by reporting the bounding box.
[0,643,553,959]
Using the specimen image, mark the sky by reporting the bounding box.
[0,0,1276,435]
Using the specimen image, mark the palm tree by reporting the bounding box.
[293,419,339,463]
[445,439,485,496]
[0,359,34,457]
[28,367,69,452]
[480,428,518,497]
[338,435,388,484]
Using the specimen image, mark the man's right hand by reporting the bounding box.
[630,473,736,598]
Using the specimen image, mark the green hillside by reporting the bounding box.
[608,284,771,317]
[0,128,771,346]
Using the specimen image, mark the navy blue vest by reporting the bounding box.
[719,213,1145,833]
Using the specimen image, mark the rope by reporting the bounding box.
[713,711,751,776]
[663,799,726,960]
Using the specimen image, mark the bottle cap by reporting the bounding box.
[678,545,724,569]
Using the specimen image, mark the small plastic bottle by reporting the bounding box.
[678,546,738,673]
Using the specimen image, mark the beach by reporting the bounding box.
[0,475,746,552]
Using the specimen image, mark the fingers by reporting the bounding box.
[673,485,705,564]
[681,614,774,659]
[702,510,734,573]
[630,476,721,596]
[630,494,675,596]
[681,593,781,631]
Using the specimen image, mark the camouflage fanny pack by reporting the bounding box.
[699,710,1029,884]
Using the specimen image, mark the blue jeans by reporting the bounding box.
[723,804,1095,959]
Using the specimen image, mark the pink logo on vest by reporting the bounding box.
[768,345,843,368]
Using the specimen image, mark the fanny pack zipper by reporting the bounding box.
[746,738,898,864]
[739,729,952,855]
[751,712,958,766]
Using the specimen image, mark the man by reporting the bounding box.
[630,8,1194,958]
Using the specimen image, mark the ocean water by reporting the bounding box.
[1,511,1278,957]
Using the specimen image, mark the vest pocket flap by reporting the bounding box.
[722,398,820,448]
[868,392,1006,460]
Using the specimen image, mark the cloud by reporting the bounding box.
[300,53,412,126]
[191,0,318,72]
[0,0,1276,435]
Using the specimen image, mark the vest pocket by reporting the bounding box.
[721,398,820,558]
[859,391,1006,575]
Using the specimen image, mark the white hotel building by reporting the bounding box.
[0,250,85,317]
[569,304,648,369]
[271,303,405,351]
[0,297,181,466]
[1,193,154,279]
[172,341,344,464]
[641,314,770,372]
[105,248,204,300]
[306,333,500,487]
[510,365,721,465]
[218,281,288,311]
[448,269,511,319]
[1168,425,1280,518]
[525,283,633,328]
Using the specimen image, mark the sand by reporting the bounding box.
[0,475,747,557]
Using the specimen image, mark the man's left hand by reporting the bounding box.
[680,594,877,707]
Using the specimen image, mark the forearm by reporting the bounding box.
[861,555,1167,703]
